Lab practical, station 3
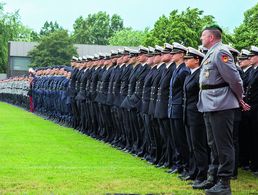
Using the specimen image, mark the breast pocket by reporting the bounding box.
[203,63,218,83]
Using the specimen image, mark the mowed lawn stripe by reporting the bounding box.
[0,102,257,194]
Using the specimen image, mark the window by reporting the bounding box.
[10,57,31,71]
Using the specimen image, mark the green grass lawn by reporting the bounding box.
[0,102,257,195]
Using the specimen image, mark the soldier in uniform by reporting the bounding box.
[118,50,134,149]
[183,47,209,185]
[196,24,249,194]
[121,46,150,155]
[148,46,166,165]
[154,43,176,169]
[68,57,81,128]
[96,53,117,141]
[139,46,159,162]
[245,46,258,177]
[227,45,248,179]
[237,49,253,171]
[168,42,190,176]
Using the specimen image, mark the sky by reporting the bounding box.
[3,0,258,33]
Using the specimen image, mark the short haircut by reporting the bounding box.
[207,29,222,39]
[203,24,223,39]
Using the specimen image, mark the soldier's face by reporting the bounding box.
[185,57,199,69]
[153,55,161,64]
[239,59,251,68]
[122,55,129,63]
[201,30,212,49]
[250,55,258,65]
[162,53,171,63]
[116,57,121,64]
[129,57,137,64]
[171,52,184,63]
[146,56,154,65]
[138,54,147,63]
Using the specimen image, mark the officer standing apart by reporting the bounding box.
[197,24,250,194]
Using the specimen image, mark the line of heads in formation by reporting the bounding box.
[0,75,32,83]
[69,42,258,70]
[27,41,258,79]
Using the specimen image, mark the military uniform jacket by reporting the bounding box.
[197,42,243,112]
[76,68,90,101]
[242,66,253,94]
[68,68,79,98]
[88,67,98,101]
[121,64,149,110]
[75,68,85,95]
[95,67,106,102]
[168,63,190,119]
[148,63,166,115]
[85,68,93,99]
[154,63,175,119]
[245,67,258,107]
[112,66,124,107]
[183,68,204,125]
[130,64,150,111]
[95,66,113,105]
[118,64,133,106]
[120,64,141,108]
[106,65,119,106]
[141,66,158,114]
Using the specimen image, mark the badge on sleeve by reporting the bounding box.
[221,55,229,63]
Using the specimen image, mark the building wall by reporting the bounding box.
[0,74,7,80]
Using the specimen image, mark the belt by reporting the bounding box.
[200,83,229,90]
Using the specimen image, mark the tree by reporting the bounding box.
[39,21,63,37]
[233,3,258,50]
[0,3,35,73]
[29,30,77,67]
[72,11,124,45]
[143,8,232,48]
[13,25,38,42]
[109,28,148,46]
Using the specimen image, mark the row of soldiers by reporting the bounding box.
[0,76,31,109]
[31,66,73,126]
[0,42,258,192]
[66,42,258,190]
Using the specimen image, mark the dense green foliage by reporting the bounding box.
[28,30,77,67]
[143,8,234,48]
[72,11,124,45]
[109,28,148,46]
[233,3,258,50]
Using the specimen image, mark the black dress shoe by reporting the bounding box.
[161,162,169,168]
[242,165,250,171]
[190,179,204,186]
[178,169,188,178]
[166,169,173,173]
[167,167,183,174]
[192,175,216,190]
[205,178,231,195]
[231,175,238,180]
[137,151,145,157]
[180,175,194,181]
[156,163,164,168]
[253,171,258,178]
